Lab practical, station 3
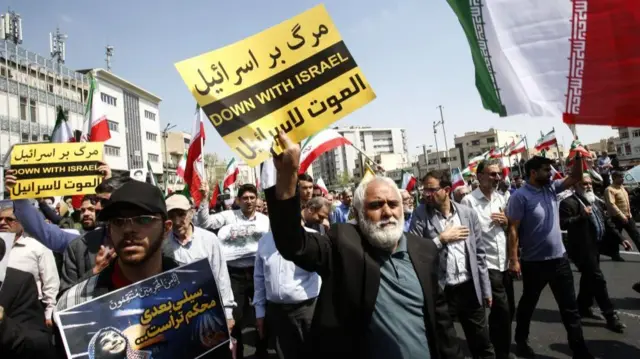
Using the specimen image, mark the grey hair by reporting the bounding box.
[353,176,402,215]
[306,196,330,212]
[476,158,502,175]
[453,185,470,194]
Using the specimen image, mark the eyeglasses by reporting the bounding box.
[0,216,17,224]
[422,187,441,194]
[365,200,401,210]
[108,215,161,228]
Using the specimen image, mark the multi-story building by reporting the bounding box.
[454,128,522,167]
[161,131,191,191]
[0,40,88,162]
[613,127,640,166]
[79,68,163,179]
[312,126,409,186]
[0,39,163,180]
[415,148,462,178]
[525,145,566,161]
[586,137,616,155]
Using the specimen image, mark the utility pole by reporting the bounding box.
[422,144,428,177]
[433,121,440,170]
[162,123,176,192]
[0,9,23,45]
[435,105,451,171]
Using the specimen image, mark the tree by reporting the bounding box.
[203,153,223,188]
[336,171,353,187]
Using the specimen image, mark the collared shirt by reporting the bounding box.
[196,206,270,268]
[164,225,237,319]
[432,207,470,288]
[253,228,321,318]
[506,180,566,261]
[329,203,350,224]
[368,235,431,359]
[461,188,508,271]
[8,234,60,319]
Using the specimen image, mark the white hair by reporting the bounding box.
[353,176,403,215]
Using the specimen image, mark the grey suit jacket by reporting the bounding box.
[408,202,491,305]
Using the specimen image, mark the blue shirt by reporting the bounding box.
[403,211,413,232]
[506,180,566,261]
[329,203,350,224]
[368,235,431,359]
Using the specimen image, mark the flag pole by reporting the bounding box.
[552,127,566,173]
[349,143,385,173]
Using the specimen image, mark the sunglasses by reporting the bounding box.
[0,216,17,224]
[108,215,161,228]
[365,200,401,210]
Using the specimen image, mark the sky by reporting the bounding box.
[12,0,617,162]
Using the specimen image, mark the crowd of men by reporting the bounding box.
[0,133,639,359]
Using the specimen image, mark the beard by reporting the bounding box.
[358,211,405,251]
[115,230,165,265]
[583,190,597,204]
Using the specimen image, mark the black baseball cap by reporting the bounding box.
[98,181,167,221]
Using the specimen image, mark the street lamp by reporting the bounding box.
[162,123,176,191]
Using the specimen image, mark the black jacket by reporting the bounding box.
[0,267,54,358]
[560,194,623,268]
[59,227,107,294]
[265,187,462,359]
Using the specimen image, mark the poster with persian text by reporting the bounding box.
[55,259,229,359]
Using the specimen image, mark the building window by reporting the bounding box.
[620,131,629,139]
[19,96,27,121]
[617,145,623,155]
[105,145,121,157]
[21,133,29,142]
[633,130,640,138]
[144,110,156,121]
[634,146,640,154]
[30,100,37,123]
[625,143,632,155]
[31,134,38,142]
[108,120,119,132]
[43,134,50,141]
[146,132,157,142]
[101,92,117,106]
[148,153,159,162]
[486,137,495,143]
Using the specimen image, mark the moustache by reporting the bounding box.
[376,219,398,228]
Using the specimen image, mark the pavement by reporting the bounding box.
[237,252,640,359]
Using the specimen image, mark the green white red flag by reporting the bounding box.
[83,75,111,142]
[182,105,206,206]
[451,168,465,190]
[508,138,527,155]
[223,158,239,190]
[535,130,557,152]
[299,129,352,174]
[51,106,75,143]
[448,0,640,127]
[316,177,328,195]
[401,171,417,192]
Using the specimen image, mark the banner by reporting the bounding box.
[130,168,148,183]
[175,4,376,166]
[9,142,104,199]
[55,259,229,359]
[217,223,263,262]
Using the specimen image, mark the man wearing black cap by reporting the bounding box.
[506,155,593,359]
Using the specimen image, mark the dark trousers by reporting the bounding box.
[265,298,316,359]
[613,216,640,250]
[515,257,589,355]
[488,270,514,359]
[445,280,495,359]
[575,252,615,317]
[229,266,262,359]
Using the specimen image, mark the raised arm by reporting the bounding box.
[196,201,231,230]
[13,199,77,253]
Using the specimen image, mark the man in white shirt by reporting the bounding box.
[0,206,59,327]
[197,184,270,359]
[461,159,514,359]
[163,194,236,331]
[253,196,328,359]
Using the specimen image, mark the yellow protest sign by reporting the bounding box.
[175,4,376,166]
[9,142,104,199]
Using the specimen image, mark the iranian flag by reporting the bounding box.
[535,130,558,152]
[208,181,222,209]
[489,147,503,159]
[51,106,75,143]
[509,138,527,155]
[176,150,187,179]
[223,158,239,189]
[401,171,417,192]
[83,75,111,142]
[468,150,490,166]
[451,168,465,190]
[551,165,564,180]
[448,0,640,127]
[182,106,206,206]
[299,129,352,174]
[316,177,328,195]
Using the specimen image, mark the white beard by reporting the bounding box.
[583,191,597,204]
[358,212,405,251]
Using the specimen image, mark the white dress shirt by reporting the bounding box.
[253,228,321,318]
[461,188,508,272]
[8,234,60,319]
[432,208,471,289]
[197,207,270,268]
[164,225,236,319]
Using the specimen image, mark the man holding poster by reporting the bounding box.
[55,181,232,359]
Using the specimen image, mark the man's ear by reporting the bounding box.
[164,220,173,234]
